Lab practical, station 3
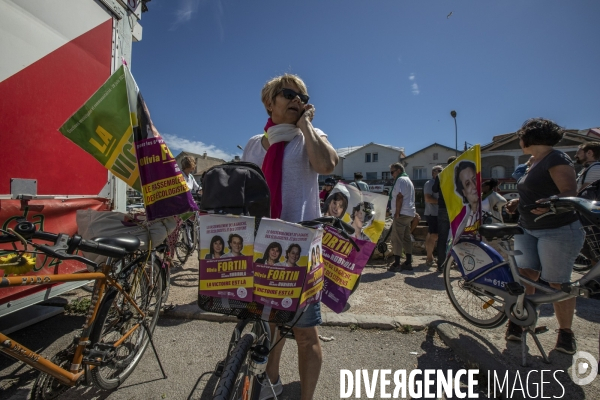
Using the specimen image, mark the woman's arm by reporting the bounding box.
[549,164,577,197]
[297,106,338,174]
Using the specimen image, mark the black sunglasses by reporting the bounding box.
[276,88,309,104]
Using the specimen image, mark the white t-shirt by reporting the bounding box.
[391,176,416,217]
[576,162,600,192]
[183,172,200,192]
[241,129,327,223]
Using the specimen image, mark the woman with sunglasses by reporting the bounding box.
[242,74,338,400]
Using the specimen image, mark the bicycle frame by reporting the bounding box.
[451,236,600,320]
[0,257,151,386]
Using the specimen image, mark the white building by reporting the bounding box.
[401,143,459,182]
[331,142,405,182]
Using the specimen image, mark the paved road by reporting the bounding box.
[2,314,472,400]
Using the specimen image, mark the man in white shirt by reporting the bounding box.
[388,163,416,272]
[574,142,600,192]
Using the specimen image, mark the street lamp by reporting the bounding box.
[450,110,457,156]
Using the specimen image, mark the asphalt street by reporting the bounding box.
[1,313,472,400]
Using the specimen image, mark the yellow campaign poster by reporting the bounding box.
[439,145,482,244]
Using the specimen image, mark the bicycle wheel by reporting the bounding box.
[89,257,163,390]
[443,256,507,328]
[213,333,256,400]
[175,226,190,264]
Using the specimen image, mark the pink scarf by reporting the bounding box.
[261,119,301,219]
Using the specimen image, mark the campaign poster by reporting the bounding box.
[439,145,482,244]
[198,214,255,302]
[320,182,387,313]
[322,182,388,243]
[124,68,198,221]
[320,226,374,313]
[299,230,325,308]
[253,218,321,311]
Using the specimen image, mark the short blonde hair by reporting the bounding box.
[261,74,308,117]
[181,156,196,170]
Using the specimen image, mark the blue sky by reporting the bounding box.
[131,1,600,160]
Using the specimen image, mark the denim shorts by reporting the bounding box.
[288,302,321,328]
[513,220,585,284]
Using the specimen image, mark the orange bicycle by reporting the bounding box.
[0,219,166,398]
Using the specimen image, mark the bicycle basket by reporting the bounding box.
[581,215,600,260]
[197,295,296,324]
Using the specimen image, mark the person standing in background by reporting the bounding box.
[574,142,600,192]
[432,156,457,273]
[349,172,370,191]
[424,166,443,267]
[181,155,200,193]
[481,179,507,224]
[388,163,416,272]
[320,177,336,201]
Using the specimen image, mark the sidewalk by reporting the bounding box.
[161,251,600,398]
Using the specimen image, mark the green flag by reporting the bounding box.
[59,66,141,191]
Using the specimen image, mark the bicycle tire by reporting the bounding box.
[573,252,593,272]
[188,220,197,254]
[175,227,190,265]
[89,256,163,390]
[213,333,256,400]
[443,256,507,329]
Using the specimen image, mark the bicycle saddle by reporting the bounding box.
[479,224,524,240]
[91,235,141,252]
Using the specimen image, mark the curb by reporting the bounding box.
[160,303,442,330]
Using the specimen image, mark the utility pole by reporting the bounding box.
[450,110,458,156]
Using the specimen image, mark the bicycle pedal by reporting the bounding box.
[82,345,115,366]
[505,282,525,296]
[214,360,225,377]
[534,326,548,334]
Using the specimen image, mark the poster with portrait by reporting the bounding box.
[198,214,255,302]
[320,182,388,313]
[439,145,482,245]
[322,182,388,243]
[253,218,322,311]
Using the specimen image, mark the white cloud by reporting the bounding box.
[170,0,200,30]
[408,74,420,95]
[411,83,420,95]
[162,132,238,161]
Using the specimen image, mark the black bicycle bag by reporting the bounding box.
[200,161,271,221]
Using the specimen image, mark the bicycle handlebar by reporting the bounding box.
[0,221,130,267]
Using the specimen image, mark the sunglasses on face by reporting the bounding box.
[276,88,309,104]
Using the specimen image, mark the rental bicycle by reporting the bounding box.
[442,197,600,366]
[0,219,167,398]
[209,216,358,400]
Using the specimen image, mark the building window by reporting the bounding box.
[382,171,391,180]
[366,172,377,180]
[413,167,426,180]
[373,153,378,162]
[491,165,506,179]
[365,153,371,162]
[433,152,438,161]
